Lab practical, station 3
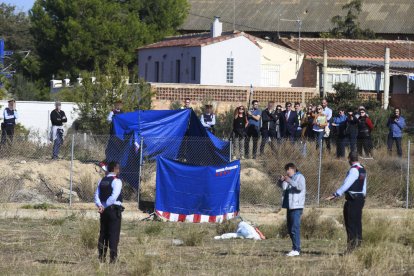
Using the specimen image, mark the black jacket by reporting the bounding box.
[261,108,279,131]
[50,110,67,126]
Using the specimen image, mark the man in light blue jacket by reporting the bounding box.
[387,107,406,157]
[278,163,306,257]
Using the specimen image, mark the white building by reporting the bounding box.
[137,18,304,87]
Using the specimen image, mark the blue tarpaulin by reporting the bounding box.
[106,109,231,188]
[155,157,240,221]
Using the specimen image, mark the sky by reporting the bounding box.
[2,0,35,12]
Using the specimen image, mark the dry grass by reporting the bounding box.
[0,210,412,275]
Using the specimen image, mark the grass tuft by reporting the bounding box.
[80,220,99,249]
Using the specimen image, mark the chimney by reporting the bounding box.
[211,16,222,38]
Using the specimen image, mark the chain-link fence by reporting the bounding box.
[0,133,412,210]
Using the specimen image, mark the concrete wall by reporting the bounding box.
[200,36,261,86]
[0,101,78,139]
[151,83,318,113]
[257,40,304,87]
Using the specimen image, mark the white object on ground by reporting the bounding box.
[214,221,262,240]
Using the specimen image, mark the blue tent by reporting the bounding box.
[106,109,230,188]
[155,157,240,222]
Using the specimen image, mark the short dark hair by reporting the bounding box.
[107,161,119,173]
[276,105,282,109]
[294,102,300,106]
[284,163,297,172]
[252,100,258,105]
[348,151,359,163]
[285,102,292,107]
[394,107,401,113]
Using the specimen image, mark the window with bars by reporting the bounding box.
[226,58,234,83]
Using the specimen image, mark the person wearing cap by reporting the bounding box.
[1,99,18,146]
[200,105,216,133]
[50,101,67,159]
[326,152,367,252]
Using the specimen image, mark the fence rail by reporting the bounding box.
[0,133,412,210]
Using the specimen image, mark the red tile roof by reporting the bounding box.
[138,31,262,50]
[281,38,414,61]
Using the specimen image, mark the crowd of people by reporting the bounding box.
[184,98,407,160]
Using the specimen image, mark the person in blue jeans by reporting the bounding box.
[387,107,406,157]
[278,163,306,257]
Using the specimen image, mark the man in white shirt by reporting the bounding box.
[326,152,367,252]
[95,161,124,263]
[322,99,332,152]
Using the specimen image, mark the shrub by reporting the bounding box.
[182,230,208,246]
[75,173,96,201]
[80,220,99,249]
[258,224,281,239]
[144,223,163,236]
[301,208,339,239]
[216,219,239,235]
[21,203,57,211]
[128,253,153,276]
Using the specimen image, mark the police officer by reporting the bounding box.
[50,101,67,159]
[1,99,18,146]
[94,161,124,263]
[200,104,216,133]
[326,151,367,252]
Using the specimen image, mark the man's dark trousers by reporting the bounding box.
[245,125,260,158]
[98,206,122,262]
[387,133,402,157]
[343,195,365,251]
[1,124,15,145]
[260,129,277,154]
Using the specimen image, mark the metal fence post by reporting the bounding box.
[137,137,144,210]
[229,139,232,161]
[317,143,323,206]
[69,134,75,208]
[406,140,411,209]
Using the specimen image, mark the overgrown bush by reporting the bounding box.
[80,220,99,249]
[216,219,239,235]
[182,230,208,246]
[301,208,339,239]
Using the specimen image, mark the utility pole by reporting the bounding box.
[323,44,328,98]
[279,17,302,73]
[407,38,411,94]
[383,47,390,109]
[233,0,236,31]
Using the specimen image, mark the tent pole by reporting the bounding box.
[138,137,144,210]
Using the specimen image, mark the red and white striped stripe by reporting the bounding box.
[155,210,239,223]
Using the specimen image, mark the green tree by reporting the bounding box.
[0,3,39,78]
[322,0,375,39]
[29,0,189,82]
[73,62,153,134]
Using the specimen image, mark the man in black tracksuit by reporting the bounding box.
[260,101,278,155]
[94,161,124,263]
[327,152,367,252]
[50,102,67,159]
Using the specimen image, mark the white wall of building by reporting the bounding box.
[200,36,261,86]
[138,47,201,84]
[0,101,78,140]
[257,40,304,87]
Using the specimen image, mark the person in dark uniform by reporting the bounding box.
[1,99,18,146]
[326,151,367,252]
[94,161,124,263]
[200,105,216,133]
[49,101,67,159]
